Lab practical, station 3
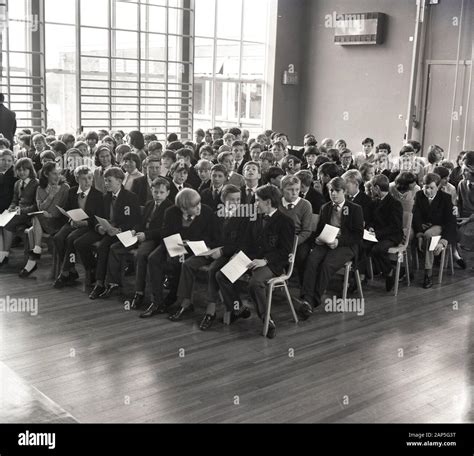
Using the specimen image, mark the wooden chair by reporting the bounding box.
[263,235,299,337]
[340,259,364,302]
[387,211,413,297]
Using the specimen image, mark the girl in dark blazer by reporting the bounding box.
[1,158,39,267]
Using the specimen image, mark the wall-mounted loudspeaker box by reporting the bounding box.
[334,12,386,45]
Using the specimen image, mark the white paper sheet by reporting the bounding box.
[196,246,224,257]
[220,251,252,284]
[0,210,17,227]
[429,235,442,251]
[117,230,138,248]
[57,205,89,221]
[363,229,378,243]
[186,240,209,256]
[163,233,188,257]
[317,224,340,244]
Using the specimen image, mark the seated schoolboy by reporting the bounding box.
[159,150,176,178]
[241,161,261,204]
[195,159,213,192]
[217,150,245,188]
[295,170,325,215]
[167,161,193,202]
[341,169,373,224]
[176,147,201,189]
[200,163,229,212]
[131,156,162,206]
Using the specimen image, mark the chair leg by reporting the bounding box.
[439,247,446,284]
[263,283,274,337]
[283,282,298,323]
[368,257,374,280]
[393,254,401,297]
[342,263,350,303]
[449,245,454,275]
[355,269,364,299]
[414,245,420,270]
[404,252,410,287]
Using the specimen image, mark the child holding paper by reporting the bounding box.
[216,184,295,339]
[19,162,69,277]
[53,166,104,288]
[140,188,221,319]
[101,177,172,304]
[298,177,363,321]
[413,173,456,289]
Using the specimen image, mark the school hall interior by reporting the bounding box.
[0,0,474,424]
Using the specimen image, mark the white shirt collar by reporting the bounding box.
[112,188,121,198]
[22,178,31,186]
[77,187,91,197]
[332,200,345,209]
[282,197,301,208]
[267,208,278,218]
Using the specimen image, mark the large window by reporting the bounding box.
[1,0,194,141]
[194,0,271,136]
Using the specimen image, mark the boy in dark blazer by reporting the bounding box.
[413,173,457,288]
[100,177,173,302]
[298,177,364,320]
[199,164,228,212]
[130,156,162,206]
[140,188,221,318]
[167,161,193,203]
[75,167,140,298]
[53,166,105,287]
[365,174,403,292]
[216,184,295,339]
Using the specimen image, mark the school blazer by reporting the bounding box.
[167,179,193,203]
[66,186,105,230]
[413,190,457,244]
[9,178,39,214]
[315,201,364,253]
[351,191,374,226]
[200,187,223,212]
[303,186,325,214]
[221,216,251,258]
[139,198,173,241]
[101,187,141,232]
[131,176,153,207]
[0,166,17,212]
[368,193,403,245]
[244,210,295,276]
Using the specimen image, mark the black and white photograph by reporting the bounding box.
[0,0,473,450]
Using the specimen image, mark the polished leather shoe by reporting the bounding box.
[456,258,467,269]
[140,301,167,318]
[53,274,69,289]
[385,274,395,292]
[229,306,251,324]
[297,301,313,321]
[0,256,9,267]
[99,284,120,299]
[199,313,216,331]
[89,285,105,300]
[19,264,37,278]
[130,293,145,309]
[266,320,276,339]
[168,305,194,322]
[67,271,79,283]
[423,275,433,289]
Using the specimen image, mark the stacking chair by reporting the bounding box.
[263,235,299,337]
[387,211,413,297]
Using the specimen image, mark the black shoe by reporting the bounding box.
[140,301,166,318]
[229,306,251,324]
[199,313,216,331]
[53,274,69,289]
[19,264,37,278]
[67,271,79,283]
[456,258,467,269]
[89,285,105,300]
[385,274,395,292]
[98,284,120,299]
[423,275,433,289]
[130,293,145,310]
[168,305,194,322]
[266,320,276,339]
[297,301,313,321]
[0,256,9,267]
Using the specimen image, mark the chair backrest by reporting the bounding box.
[284,235,299,278]
[400,211,413,248]
[311,213,320,232]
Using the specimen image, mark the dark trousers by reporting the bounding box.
[147,245,183,304]
[367,239,397,275]
[53,224,90,272]
[216,266,275,317]
[106,239,158,288]
[73,229,103,272]
[295,240,311,284]
[301,245,354,308]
